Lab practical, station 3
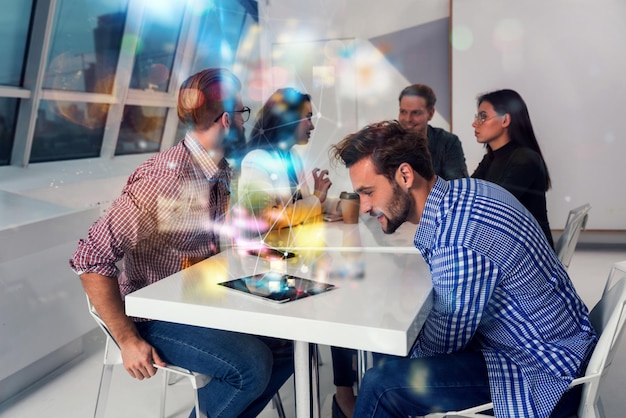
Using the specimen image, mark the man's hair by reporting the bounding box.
[177,68,241,131]
[398,84,437,110]
[330,120,435,182]
[247,87,311,151]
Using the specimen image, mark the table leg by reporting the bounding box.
[294,341,321,418]
[294,341,310,418]
[356,349,368,390]
[310,344,320,417]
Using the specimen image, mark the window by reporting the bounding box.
[129,3,185,92]
[30,100,108,163]
[0,0,258,166]
[0,0,34,86]
[0,99,19,165]
[115,105,166,155]
[44,0,128,93]
[189,1,249,73]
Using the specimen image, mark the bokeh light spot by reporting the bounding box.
[121,34,142,55]
[493,18,524,50]
[149,64,170,85]
[451,25,473,51]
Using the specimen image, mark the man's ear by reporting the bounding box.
[216,112,231,129]
[395,162,414,189]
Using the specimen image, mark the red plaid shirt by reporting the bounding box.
[70,135,231,316]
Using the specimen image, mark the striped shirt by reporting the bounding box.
[70,134,231,319]
[410,177,597,417]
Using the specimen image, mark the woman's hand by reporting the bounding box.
[312,168,332,203]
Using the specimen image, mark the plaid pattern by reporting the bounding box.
[70,134,231,317]
[411,177,597,418]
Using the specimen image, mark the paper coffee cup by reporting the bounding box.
[340,192,360,224]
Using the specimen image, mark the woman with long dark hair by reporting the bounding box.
[471,89,554,247]
[238,87,334,231]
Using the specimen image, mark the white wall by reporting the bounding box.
[452,0,626,231]
[258,0,451,196]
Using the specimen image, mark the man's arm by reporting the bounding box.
[411,247,498,357]
[81,272,165,379]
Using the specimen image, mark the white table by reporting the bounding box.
[125,221,432,417]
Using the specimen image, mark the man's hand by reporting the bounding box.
[312,168,332,203]
[120,335,167,380]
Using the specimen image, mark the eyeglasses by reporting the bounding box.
[474,113,501,125]
[213,106,251,123]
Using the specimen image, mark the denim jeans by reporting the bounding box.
[354,351,492,417]
[354,350,581,418]
[136,320,293,418]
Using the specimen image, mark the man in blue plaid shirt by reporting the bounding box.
[330,120,597,418]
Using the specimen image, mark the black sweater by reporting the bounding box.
[472,141,554,248]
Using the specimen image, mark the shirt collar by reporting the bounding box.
[414,176,448,251]
[183,131,230,180]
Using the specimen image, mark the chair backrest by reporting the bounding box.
[554,203,591,269]
[603,260,626,296]
[577,276,626,417]
[87,294,121,349]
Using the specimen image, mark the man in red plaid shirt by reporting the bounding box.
[71,68,293,418]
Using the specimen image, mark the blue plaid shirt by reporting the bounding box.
[411,177,597,418]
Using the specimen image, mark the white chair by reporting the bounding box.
[426,273,626,418]
[602,260,626,296]
[87,296,286,418]
[555,203,592,269]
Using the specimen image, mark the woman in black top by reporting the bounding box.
[471,89,554,248]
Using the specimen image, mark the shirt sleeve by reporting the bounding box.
[69,174,179,278]
[411,246,499,357]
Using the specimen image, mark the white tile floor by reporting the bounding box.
[1,248,625,418]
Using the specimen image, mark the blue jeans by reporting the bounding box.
[136,320,293,418]
[354,350,581,418]
[354,351,492,417]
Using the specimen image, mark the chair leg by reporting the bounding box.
[356,350,368,391]
[272,392,286,418]
[194,386,207,418]
[160,370,168,418]
[94,364,115,418]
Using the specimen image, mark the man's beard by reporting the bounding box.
[223,124,246,159]
[382,181,412,234]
